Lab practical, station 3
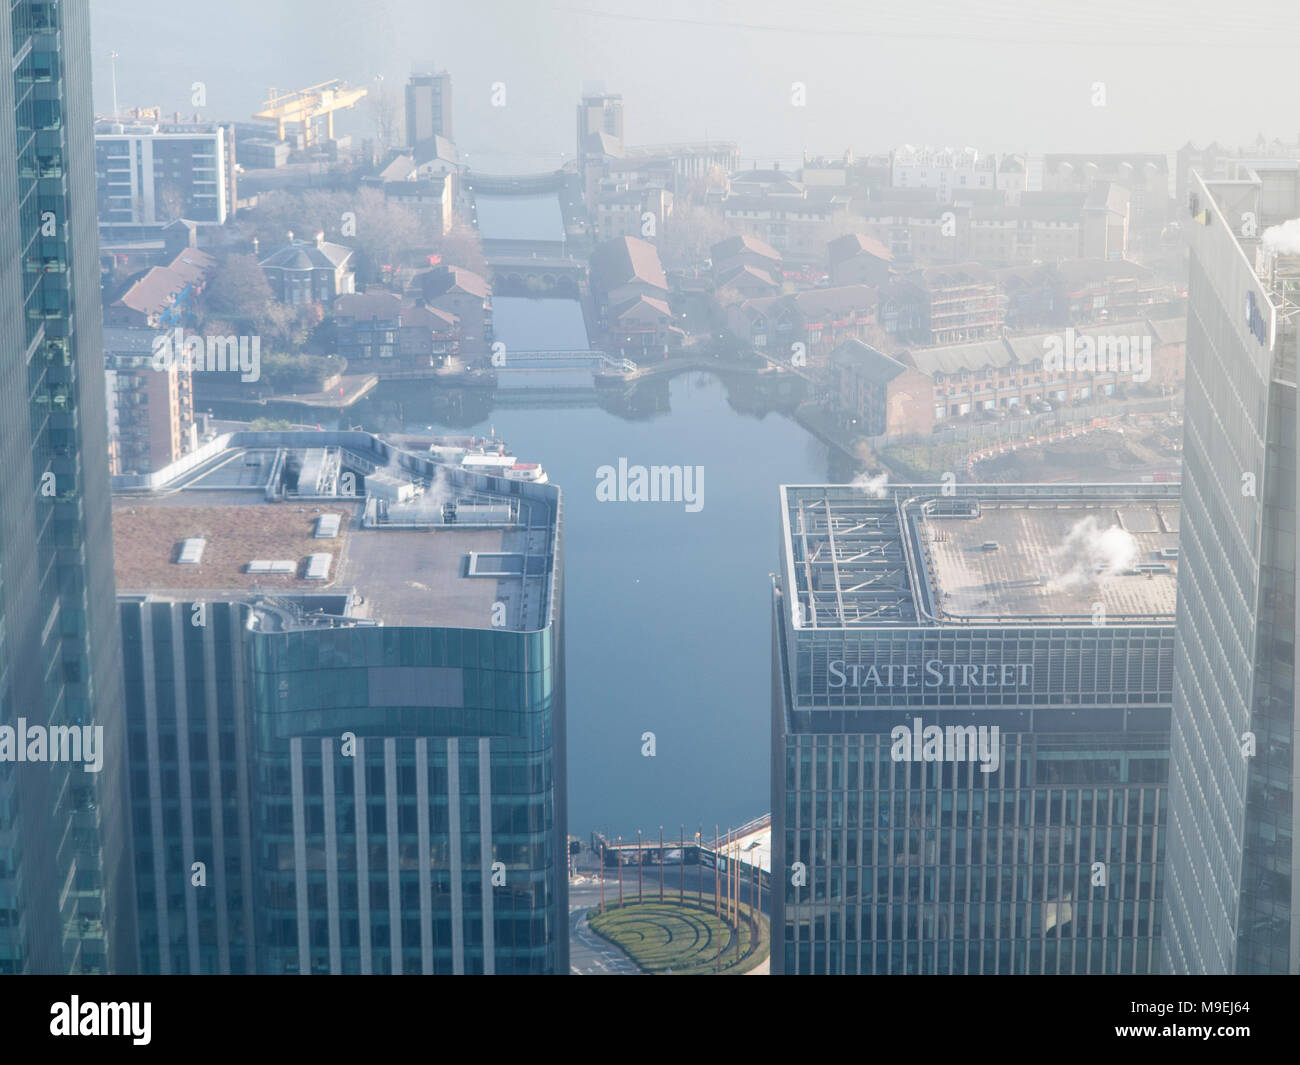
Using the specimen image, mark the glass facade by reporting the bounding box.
[249,620,564,975]
[120,480,567,975]
[1161,172,1297,975]
[0,0,133,974]
[775,726,1166,974]
[771,484,1176,974]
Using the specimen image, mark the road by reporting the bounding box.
[569,878,641,975]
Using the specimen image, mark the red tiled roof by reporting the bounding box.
[828,232,893,264]
[591,236,668,292]
[116,267,187,316]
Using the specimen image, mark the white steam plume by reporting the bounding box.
[1047,515,1138,591]
[1262,218,1300,257]
[853,470,889,499]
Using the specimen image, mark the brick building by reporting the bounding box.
[728,285,879,362]
[827,232,894,288]
[259,232,355,306]
[881,264,1001,346]
[407,264,492,359]
[830,339,933,436]
[831,316,1186,438]
[332,291,459,368]
[104,327,195,474]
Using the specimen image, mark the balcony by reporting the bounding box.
[24,255,66,275]
[34,384,70,408]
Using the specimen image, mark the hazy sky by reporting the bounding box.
[92,0,1300,172]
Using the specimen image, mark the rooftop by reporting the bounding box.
[591,235,668,293]
[782,483,1180,629]
[906,316,1184,376]
[473,191,566,244]
[828,232,894,264]
[490,296,590,352]
[112,431,559,632]
[260,235,353,272]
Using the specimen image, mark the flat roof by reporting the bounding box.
[924,501,1178,621]
[490,296,590,352]
[113,431,559,632]
[782,483,1180,628]
[473,192,566,244]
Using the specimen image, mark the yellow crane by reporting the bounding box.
[253,79,367,148]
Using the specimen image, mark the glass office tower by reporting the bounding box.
[115,430,567,974]
[772,483,1178,973]
[1161,170,1298,975]
[0,0,133,974]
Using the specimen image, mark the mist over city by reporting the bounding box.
[0,0,1295,1021]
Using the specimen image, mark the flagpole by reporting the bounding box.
[659,825,664,903]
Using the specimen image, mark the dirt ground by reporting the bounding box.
[973,424,1182,483]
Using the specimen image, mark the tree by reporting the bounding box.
[260,302,324,351]
[348,188,422,283]
[156,181,184,222]
[201,253,273,324]
[246,189,342,252]
[260,353,346,393]
[659,204,734,271]
[368,81,400,153]
[434,223,488,277]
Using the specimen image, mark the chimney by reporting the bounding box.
[287,230,294,243]
[315,231,325,247]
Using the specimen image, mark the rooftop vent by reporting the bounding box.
[176,537,206,564]
[315,513,341,538]
[981,541,999,551]
[247,560,295,574]
[304,553,332,581]
[366,470,416,504]
[1125,562,1171,575]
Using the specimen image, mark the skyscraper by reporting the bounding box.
[405,67,453,150]
[0,0,134,974]
[772,482,1178,973]
[114,430,567,974]
[1161,168,1298,975]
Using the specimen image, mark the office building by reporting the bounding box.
[772,482,1179,973]
[94,114,235,226]
[1161,170,1297,974]
[113,430,567,974]
[0,0,134,974]
[405,67,453,149]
